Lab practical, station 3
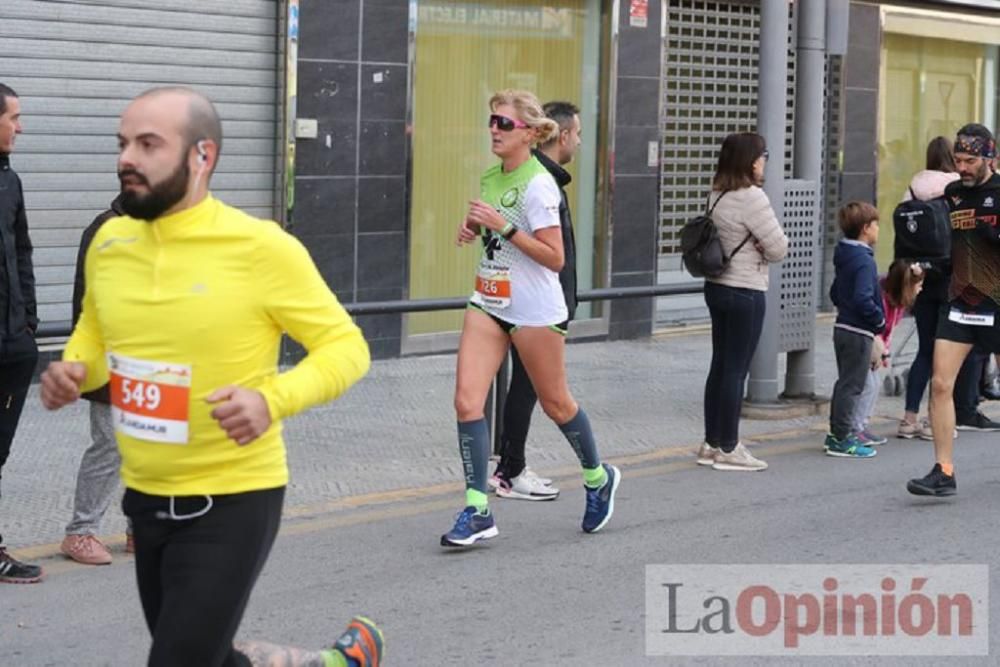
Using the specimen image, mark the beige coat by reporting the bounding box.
[705,186,788,291]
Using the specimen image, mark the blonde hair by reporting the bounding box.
[489,89,559,144]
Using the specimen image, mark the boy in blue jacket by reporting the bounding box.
[827,202,886,457]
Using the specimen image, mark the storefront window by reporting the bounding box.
[408,0,604,337]
[877,29,1000,269]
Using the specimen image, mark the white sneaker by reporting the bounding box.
[521,467,553,486]
[696,443,718,466]
[711,443,768,471]
[495,471,560,501]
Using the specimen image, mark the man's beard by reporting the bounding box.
[959,161,990,187]
[119,160,190,221]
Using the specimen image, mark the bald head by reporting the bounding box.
[134,87,223,159]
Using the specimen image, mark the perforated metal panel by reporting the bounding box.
[779,179,818,352]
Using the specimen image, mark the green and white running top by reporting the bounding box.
[469,156,567,326]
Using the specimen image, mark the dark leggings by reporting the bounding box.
[703,282,766,451]
[498,346,535,479]
[905,292,940,413]
[123,486,285,667]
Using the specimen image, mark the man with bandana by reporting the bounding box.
[908,124,1000,497]
[39,87,383,667]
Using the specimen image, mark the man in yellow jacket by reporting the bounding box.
[40,87,382,667]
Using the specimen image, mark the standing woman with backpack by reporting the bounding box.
[896,137,960,439]
[696,132,788,471]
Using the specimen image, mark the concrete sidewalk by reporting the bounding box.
[3,317,922,550]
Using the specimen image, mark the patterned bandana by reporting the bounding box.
[954,134,997,159]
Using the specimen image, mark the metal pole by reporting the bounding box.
[746,0,789,404]
[784,0,827,398]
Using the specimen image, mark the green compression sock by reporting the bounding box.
[583,465,607,489]
[466,489,489,512]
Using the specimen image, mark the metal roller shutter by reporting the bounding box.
[0,0,282,328]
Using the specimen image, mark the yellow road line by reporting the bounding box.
[14,434,825,576]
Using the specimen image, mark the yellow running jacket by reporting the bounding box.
[64,196,370,496]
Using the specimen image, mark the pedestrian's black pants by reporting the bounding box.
[123,486,285,667]
[703,282,766,450]
[498,345,536,479]
[0,331,38,523]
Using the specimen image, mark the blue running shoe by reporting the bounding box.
[440,506,498,547]
[582,463,620,534]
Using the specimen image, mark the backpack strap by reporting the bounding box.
[706,190,727,215]
[908,186,917,201]
[729,233,754,259]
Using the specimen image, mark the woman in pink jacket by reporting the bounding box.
[896,137,959,439]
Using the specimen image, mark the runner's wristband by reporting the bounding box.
[501,222,517,240]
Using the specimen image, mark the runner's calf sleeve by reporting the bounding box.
[457,419,490,495]
[559,408,600,470]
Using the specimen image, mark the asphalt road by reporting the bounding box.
[3,425,999,666]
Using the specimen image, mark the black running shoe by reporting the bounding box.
[0,547,43,584]
[906,464,957,497]
[956,411,1000,432]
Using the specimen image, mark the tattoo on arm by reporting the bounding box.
[233,641,328,667]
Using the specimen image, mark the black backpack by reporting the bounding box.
[680,191,752,278]
[892,188,951,263]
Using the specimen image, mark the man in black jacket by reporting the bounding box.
[0,83,41,583]
[490,101,581,500]
[60,196,131,566]
[908,124,1000,497]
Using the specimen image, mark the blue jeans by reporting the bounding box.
[703,282,766,451]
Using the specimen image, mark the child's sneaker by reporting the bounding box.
[824,433,877,458]
[855,429,887,447]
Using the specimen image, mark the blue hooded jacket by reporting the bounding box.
[830,239,885,335]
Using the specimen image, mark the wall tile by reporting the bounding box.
[615,76,660,127]
[844,88,877,137]
[362,0,410,64]
[358,177,406,233]
[298,61,357,124]
[293,177,355,237]
[359,121,407,176]
[361,64,408,121]
[296,120,357,177]
[842,128,877,174]
[614,126,659,175]
[299,232,355,296]
[357,231,406,291]
[618,1,661,79]
[611,177,659,273]
[300,0,360,61]
[840,171,877,206]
